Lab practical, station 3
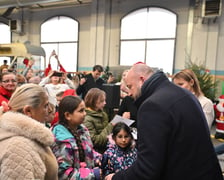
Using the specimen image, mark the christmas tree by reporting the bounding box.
[186,61,218,102]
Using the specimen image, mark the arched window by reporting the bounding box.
[41,16,78,72]
[0,22,11,63]
[120,7,177,74]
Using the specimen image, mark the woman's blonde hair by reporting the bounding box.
[8,83,47,113]
[172,69,203,97]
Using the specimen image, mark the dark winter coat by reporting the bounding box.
[76,73,105,99]
[113,71,222,180]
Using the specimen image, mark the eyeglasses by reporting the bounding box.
[2,79,17,83]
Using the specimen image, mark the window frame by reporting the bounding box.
[40,15,79,73]
[119,7,177,75]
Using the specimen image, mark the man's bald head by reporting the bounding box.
[125,64,154,100]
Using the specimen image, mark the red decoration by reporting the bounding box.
[23,58,29,66]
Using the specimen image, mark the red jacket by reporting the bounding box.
[44,64,66,76]
[0,86,13,106]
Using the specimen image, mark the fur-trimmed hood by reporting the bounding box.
[0,111,54,146]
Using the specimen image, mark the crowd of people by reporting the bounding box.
[0,54,223,179]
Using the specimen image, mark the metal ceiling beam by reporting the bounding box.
[0,0,68,9]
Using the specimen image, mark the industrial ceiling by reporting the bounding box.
[0,0,92,9]
[0,0,92,18]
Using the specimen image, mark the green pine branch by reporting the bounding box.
[186,60,218,101]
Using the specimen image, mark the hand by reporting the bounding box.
[61,72,67,80]
[1,101,9,112]
[111,122,116,126]
[107,75,115,83]
[51,50,56,56]
[28,60,34,67]
[122,112,130,119]
[79,77,86,85]
[105,173,115,180]
[48,70,55,77]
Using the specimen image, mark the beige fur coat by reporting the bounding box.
[0,111,58,180]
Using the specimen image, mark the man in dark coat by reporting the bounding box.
[76,65,105,99]
[105,63,223,180]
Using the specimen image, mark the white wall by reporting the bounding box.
[9,0,224,76]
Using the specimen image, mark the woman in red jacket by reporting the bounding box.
[0,72,18,106]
